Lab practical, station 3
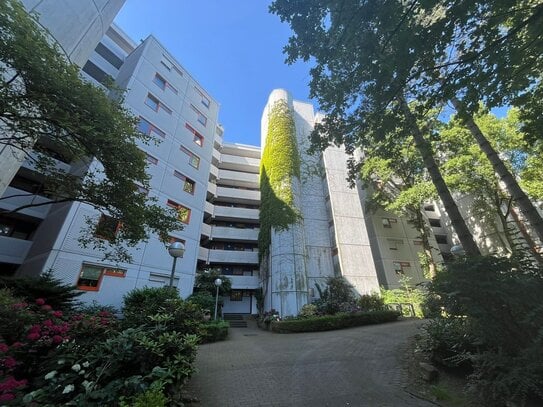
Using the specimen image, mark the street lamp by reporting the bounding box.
[214,278,222,320]
[167,241,185,287]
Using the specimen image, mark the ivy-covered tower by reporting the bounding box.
[260,89,336,316]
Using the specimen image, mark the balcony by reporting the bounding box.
[218,169,259,189]
[200,223,211,237]
[211,226,258,242]
[213,205,259,222]
[228,275,260,289]
[209,164,219,179]
[216,186,260,204]
[207,181,217,197]
[208,249,258,264]
[220,154,259,173]
[0,187,51,219]
[212,148,221,164]
[198,246,209,262]
[204,201,214,217]
[0,236,32,265]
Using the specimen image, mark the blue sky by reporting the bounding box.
[115,0,314,146]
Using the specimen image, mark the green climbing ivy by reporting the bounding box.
[259,100,301,260]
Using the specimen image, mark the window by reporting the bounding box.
[145,152,158,165]
[134,184,149,195]
[435,234,448,244]
[388,239,404,251]
[393,261,411,275]
[191,105,207,126]
[95,215,121,241]
[230,290,243,301]
[138,117,165,138]
[180,146,200,169]
[185,123,204,146]
[413,240,423,246]
[195,87,210,108]
[145,93,172,114]
[77,264,127,290]
[382,217,397,228]
[161,55,183,76]
[153,73,178,94]
[173,171,195,194]
[424,204,436,212]
[428,218,441,228]
[103,268,127,278]
[77,264,104,291]
[167,200,191,224]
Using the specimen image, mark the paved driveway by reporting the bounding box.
[187,320,434,407]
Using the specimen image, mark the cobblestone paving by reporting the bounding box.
[187,320,434,407]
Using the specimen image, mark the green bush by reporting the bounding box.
[187,292,216,312]
[271,310,400,333]
[357,293,385,312]
[380,276,427,318]
[422,255,543,405]
[122,286,203,336]
[199,320,229,343]
[0,270,82,310]
[298,303,318,318]
[314,276,358,314]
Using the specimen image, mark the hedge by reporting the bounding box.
[199,320,229,343]
[270,310,401,333]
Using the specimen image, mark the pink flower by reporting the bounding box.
[27,333,40,341]
[52,311,63,318]
[0,393,15,401]
[0,344,8,353]
[10,342,22,349]
[98,311,111,317]
[12,302,27,309]
[35,298,46,306]
[41,305,52,311]
[52,335,63,344]
[3,357,17,369]
[43,319,53,327]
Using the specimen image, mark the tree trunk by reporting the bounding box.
[398,96,481,256]
[414,210,437,278]
[450,97,543,245]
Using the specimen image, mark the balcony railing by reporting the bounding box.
[213,205,259,221]
[228,275,260,289]
[216,186,260,203]
[211,226,258,242]
[0,236,32,265]
[208,249,258,264]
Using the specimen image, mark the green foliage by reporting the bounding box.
[259,100,301,259]
[122,287,203,335]
[357,293,385,312]
[298,303,318,318]
[314,276,357,315]
[193,269,231,296]
[187,292,215,312]
[198,321,229,343]
[0,269,82,310]
[422,256,543,404]
[380,277,427,318]
[120,383,167,407]
[0,0,181,262]
[271,310,400,333]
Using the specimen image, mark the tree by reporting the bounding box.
[270,0,481,255]
[359,114,439,277]
[0,0,181,261]
[438,107,543,263]
[193,269,232,297]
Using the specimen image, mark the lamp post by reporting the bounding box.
[214,278,222,320]
[167,241,185,287]
[450,244,466,257]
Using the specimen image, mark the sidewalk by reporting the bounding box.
[186,319,434,407]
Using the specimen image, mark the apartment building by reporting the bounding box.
[198,142,261,314]
[259,89,451,316]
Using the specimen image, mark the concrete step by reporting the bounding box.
[223,313,245,321]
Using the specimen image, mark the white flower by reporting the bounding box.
[82,361,90,368]
[71,363,81,372]
[62,384,75,394]
[44,370,57,380]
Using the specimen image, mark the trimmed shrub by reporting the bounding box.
[270,310,400,333]
[199,320,229,343]
[357,293,385,312]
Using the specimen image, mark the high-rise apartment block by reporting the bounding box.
[2,2,469,316]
